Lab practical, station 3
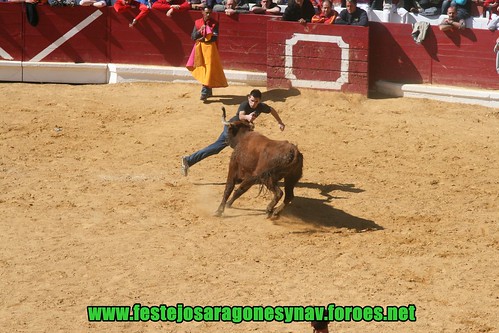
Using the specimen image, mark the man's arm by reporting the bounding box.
[270,107,285,131]
[191,25,203,40]
[353,9,368,26]
[238,111,255,122]
[335,10,349,24]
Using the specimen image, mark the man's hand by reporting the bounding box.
[278,122,285,131]
[247,112,256,122]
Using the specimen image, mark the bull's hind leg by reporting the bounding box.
[271,168,302,217]
[226,177,258,208]
[266,180,283,218]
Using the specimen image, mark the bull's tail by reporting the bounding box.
[283,150,303,204]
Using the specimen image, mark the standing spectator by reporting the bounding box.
[180,89,285,176]
[152,0,190,16]
[440,0,470,21]
[186,6,228,101]
[251,0,281,14]
[79,0,106,7]
[311,0,338,22]
[282,0,315,22]
[213,0,249,14]
[114,0,152,28]
[439,5,465,30]
[335,0,368,25]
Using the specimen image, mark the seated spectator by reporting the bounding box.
[483,0,499,17]
[114,0,152,28]
[153,0,190,16]
[487,5,499,30]
[213,0,249,14]
[48,0,75,6]
[311,0,338,22]
[335,0,368,25]
[282,0,316,22]
[439,5,465,30]
[402,0,442,16]
[441,0,470,21]
[251,0,281,14]
[79,0,106,7]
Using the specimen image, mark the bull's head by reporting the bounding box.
[226,121,254,148]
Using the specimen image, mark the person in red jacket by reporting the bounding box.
[114,0,152,28]
[152,0,191,16]
[311,0,338,23]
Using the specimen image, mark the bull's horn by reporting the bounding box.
[221,106,229,125]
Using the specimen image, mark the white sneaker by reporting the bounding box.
[181,156,189,176]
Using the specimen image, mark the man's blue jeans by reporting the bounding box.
[186,125,228,167]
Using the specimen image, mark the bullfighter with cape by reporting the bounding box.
[186,6,228,101]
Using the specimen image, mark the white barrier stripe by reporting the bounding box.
[29,10,102,63]
[0,46,14,60]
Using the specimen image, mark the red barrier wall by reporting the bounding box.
[1,5,498,92]
[0,5,24,61]
[369,22,499,90]
[24,7,108,63]
[109,10,195,66]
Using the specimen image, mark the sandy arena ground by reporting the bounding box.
[0,82,498,333]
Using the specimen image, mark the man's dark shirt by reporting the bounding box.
[282,0,315,22]
[335,7,369,26]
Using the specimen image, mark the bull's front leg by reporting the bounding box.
[227,177,258,208]
[215,179,236,217]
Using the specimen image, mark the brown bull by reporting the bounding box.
[215,120,303,218]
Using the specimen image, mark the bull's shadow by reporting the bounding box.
[198,181,382,232]
[277,182,383,232]
[203,88,301,106]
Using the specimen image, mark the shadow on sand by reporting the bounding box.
[194,181,382,232]
[203,88,302,106]
[277,182,383,232]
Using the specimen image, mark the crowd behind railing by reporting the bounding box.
[1,0,498,31]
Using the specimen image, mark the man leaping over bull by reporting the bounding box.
[181,89,286,176]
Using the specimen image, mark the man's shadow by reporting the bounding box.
[204,88,301,106]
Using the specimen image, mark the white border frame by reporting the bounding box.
[285,33,350,90]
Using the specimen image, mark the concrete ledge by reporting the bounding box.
[22,62,108,84]
[375,80,499,108]
[0,61,266,86]
[0,61,22,82]
[108,63,266,86]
